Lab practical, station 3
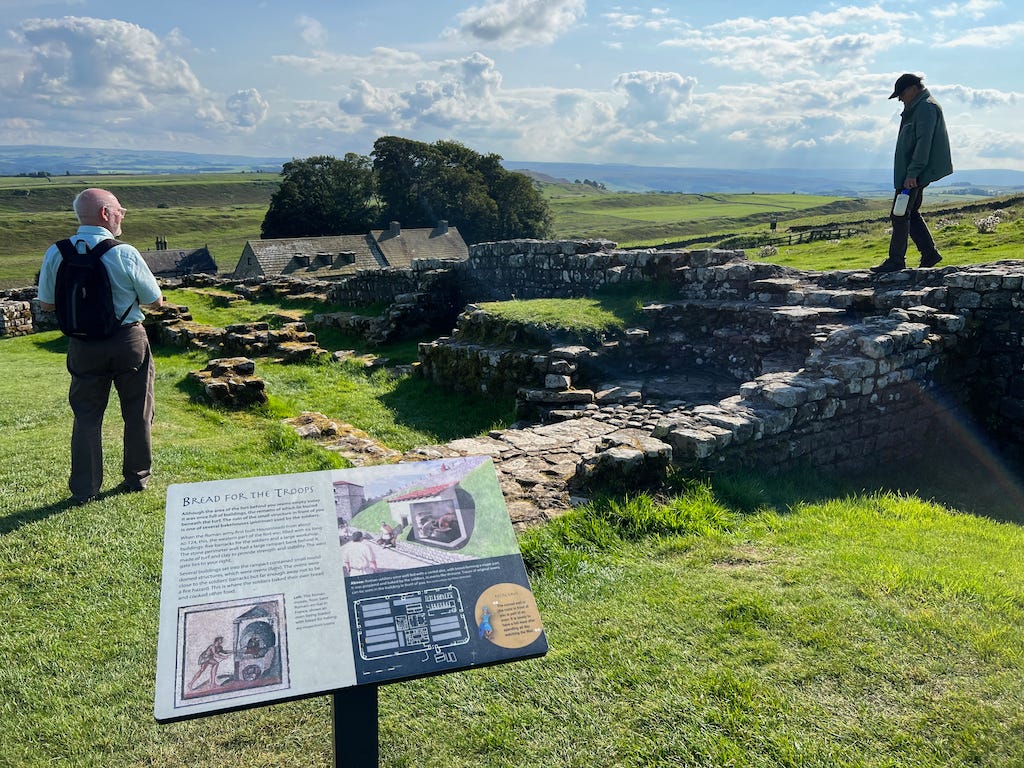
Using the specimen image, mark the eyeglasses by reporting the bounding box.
[104,204,127,216]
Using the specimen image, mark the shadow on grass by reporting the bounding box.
[0,485,141,535]
[851,443,1024,526]
[0,499,76,535]
[378,375,514,444]
[171,369,210,404]
[30,332,68,354]
[710,443,1024,526]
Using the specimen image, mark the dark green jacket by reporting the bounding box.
[894,87,953,188]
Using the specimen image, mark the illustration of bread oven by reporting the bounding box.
[388,482,476,550]
[233,603,280,683]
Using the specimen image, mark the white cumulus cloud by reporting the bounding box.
[613,71,697,125]
[931,0,1001,20]
[296,15,328,48]
[0,16,278,150]
[13,16,203,108]
[338,52,507,130]
[937,21,1024,47]
[451,0,586,49]
[225,88,269,128]
[935,84,1021,108]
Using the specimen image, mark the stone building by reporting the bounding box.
[230,221,467,280]
[139,240,217,278]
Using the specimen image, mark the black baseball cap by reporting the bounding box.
[889,73,923,99]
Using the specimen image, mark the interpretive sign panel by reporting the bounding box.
[154,456,547,723]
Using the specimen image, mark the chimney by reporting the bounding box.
[437,220,449,234]
[389,221,401,236]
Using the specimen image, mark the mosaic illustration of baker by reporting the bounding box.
[176,595,290,708]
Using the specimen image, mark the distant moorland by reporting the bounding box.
[1,166,1022,290]
[3,144,1024,196]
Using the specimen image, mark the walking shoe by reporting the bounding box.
[71,494,97,506]
[870,259,906,274]
[919,253,942,268]
[114,481,146,494]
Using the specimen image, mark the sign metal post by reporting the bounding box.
[333,685,379,768]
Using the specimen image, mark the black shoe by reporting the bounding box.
[919,253,942,268]
[71,494,97,506]
[114,481,146,494]
[870,259,906,274]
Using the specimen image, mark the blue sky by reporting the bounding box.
[1,0,1021,169]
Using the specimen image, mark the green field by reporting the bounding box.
[1,172,1022,290]
[0,174,275,288]
[549,191,865,244]
[4,288,1024,764]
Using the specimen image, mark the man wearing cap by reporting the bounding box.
[871,73,953,273]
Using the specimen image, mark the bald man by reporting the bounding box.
[37,188,163,505]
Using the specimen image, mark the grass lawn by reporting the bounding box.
[747,204,1024,271]
[5,182,1024,766]
[4,298,1024,764]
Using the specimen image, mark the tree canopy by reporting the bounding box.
[372,136,550,244]
[261,153,378,239]
[260,139,551,244]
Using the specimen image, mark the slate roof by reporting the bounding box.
[372,222,469,266]
[231,223,468,280]
[237,235,384,279]
[139,247,217,278]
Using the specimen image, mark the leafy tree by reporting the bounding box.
[371,136,550,243]
[261,154,378,239]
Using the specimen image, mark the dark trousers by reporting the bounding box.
[889,185,941,264]
[66,324,155,498]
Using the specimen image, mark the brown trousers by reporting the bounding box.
[66,324,154,498]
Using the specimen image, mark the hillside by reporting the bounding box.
[0,175,278,287]
[549,192,875,245]
[506,160,1024,197]
[0,145,287,175]
[0,174,278,214]
[4,144,1023,197]
[1,170,1021,290]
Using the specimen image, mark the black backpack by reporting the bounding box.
[53,238,133,340]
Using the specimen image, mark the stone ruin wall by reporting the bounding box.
[4,239,1024,484]
[416,240,1024,479]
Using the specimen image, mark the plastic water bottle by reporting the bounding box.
[892,189,910,216]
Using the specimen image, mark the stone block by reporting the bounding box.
[549,345,592,361]
[857,334,895,359]
[665,427,720,460]
[518,388,595,404]
[545,374,572,389]
[825,357,878,380]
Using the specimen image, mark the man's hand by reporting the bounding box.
[904,177,919,188]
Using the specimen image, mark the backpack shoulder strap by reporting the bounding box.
[94,239,136,324]
[89,239,123,259]
[53,238,122,260]
[55,239,77,260]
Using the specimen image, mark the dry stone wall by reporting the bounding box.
[0,300,33,337]
[417,241,1024,486]
[188,357,268,408]
[6,237,1024,502]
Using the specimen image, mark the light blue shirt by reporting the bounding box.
[37,226,162,325]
